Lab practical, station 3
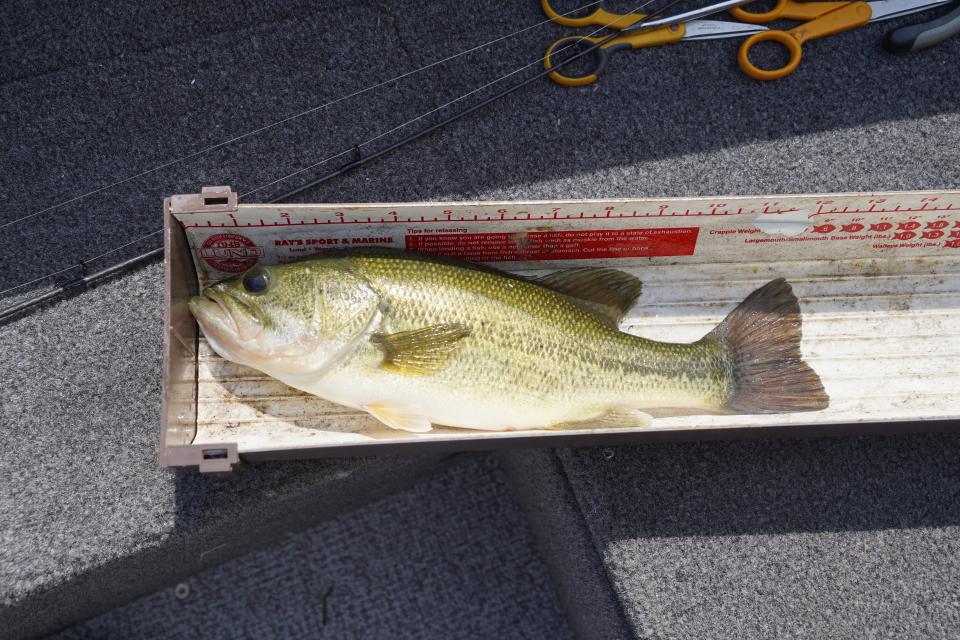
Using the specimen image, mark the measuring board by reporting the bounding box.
[163,188,960,460]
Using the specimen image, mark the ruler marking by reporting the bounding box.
[181,199,960,228]
[810,206,957,217]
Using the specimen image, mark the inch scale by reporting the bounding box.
[168,189,960,283]
[179,193,960,229]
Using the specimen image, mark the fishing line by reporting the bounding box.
[0,1,603,232]
[6,9,640,299]
[0,0,687,323]
[2,2,652,296]
[0,249,165,321]
[242,32,604,198]
[0,231,162,299]
[243,0,675,200]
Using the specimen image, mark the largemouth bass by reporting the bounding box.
[189,252,828,432]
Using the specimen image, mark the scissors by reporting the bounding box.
[732,0,953,80]
[543,0,769,86]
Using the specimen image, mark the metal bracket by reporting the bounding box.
[169,186,238,215]
[165,443,239,473]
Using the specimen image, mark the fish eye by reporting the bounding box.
[242,268,270,294]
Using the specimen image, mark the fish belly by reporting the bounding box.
[291,333,730,431]
[299,361,596,431]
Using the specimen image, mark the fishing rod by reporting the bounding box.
[0,0,693,324]
[0,2,610,233]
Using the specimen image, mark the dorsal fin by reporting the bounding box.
[531,268,642,326]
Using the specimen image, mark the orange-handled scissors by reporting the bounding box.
[543,0,768,86]
[542,0,650,29]
[733,0,951,80]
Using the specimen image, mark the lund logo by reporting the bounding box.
[200,233,263,273]
[199,246,263,259]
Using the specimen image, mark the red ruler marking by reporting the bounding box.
[811,206,959,217]
[181,209,763,228]
[179,199,960,229]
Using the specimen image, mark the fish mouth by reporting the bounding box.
[189,287,265,342]
[200,288,239,335]
[188,290,235,340]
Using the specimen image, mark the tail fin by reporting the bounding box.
[707,278,829,414]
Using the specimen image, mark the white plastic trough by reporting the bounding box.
[161,187,960,470]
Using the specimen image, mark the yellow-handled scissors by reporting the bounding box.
[543,0,768,86]
[733,0,952,80]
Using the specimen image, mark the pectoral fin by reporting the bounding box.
[549,409,653,430]
[371,323,470,375]
[365,404,433,433]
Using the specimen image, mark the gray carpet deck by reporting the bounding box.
[0,256,445,632]
[556,434,960,639]
[53,458,573,640]
[2,0,959,637]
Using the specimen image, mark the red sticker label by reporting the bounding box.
[199,233,263,273]
[405,227,698,262]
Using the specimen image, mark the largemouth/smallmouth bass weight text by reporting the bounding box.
[189,252,828,433]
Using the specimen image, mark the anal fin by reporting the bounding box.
[365,404,433,433]
[549,409,653,431]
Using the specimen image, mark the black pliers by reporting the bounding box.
[884,0,960,51]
